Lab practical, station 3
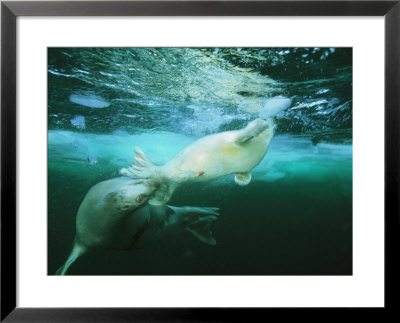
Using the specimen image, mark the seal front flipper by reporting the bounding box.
[234,172,252,186]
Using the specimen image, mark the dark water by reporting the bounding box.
[48,48,352,275]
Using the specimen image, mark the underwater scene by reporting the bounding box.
[48,48,352,275]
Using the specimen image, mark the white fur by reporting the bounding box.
[121,118,275,204]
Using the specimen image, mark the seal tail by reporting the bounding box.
[120,147,161,180]
[55,242,86,276]
[167,206,220,246]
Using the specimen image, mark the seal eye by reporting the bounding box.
[136,194,146,203]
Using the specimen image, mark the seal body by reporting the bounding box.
[75,177,159,250]
[163,118,273,182]
[121,118,275,204]
[55,177,219,275]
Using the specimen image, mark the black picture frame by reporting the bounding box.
[1,1,399,321]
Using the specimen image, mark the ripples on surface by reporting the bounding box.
[48,47,352,138]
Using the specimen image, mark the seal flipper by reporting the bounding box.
[167,206,219,245]
[55,241,86,275]
[120,147,161,180]
[235,118,271,144]
[234,172,252,186]
[186,220,217,246]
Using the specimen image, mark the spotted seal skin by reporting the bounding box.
[55,177,219,275]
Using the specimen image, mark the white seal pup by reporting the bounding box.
[120,118,275,205]
[55,177,219,275]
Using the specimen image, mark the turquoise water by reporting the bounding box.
[48,48,352,275]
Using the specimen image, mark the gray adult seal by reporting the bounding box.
[55,177,219,275]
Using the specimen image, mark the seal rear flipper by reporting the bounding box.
[166,206,219,245]
[120,147,160,180]
[186,221,216,246]
[168,205,219,216]
[234,172,252,186]
[55,242,86,276]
